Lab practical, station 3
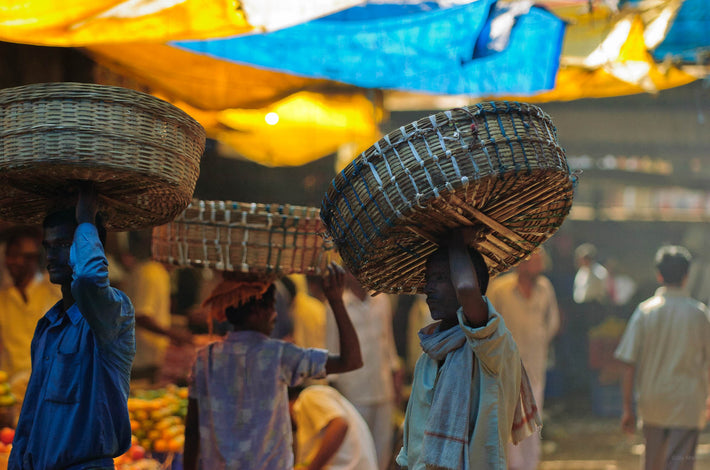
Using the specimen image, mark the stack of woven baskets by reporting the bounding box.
[0,82,206,231]
[320,101,575,294]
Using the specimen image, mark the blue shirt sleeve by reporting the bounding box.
[70,223,135,349]
[279,342,328,386]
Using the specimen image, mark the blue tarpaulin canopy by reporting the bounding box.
[653,0,710,63]
[174,0,566,96]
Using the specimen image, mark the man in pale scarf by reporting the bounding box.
[396,229,541,470]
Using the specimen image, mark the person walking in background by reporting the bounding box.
[487,248,560,470]
[615,245,710,470]
[573,243,609,306]
[396,228,539,470]
[326,272,401,470]
[0,227,61,405]
[566,242,610,403]
[124,230,191,384]
[289,384,378,470]
[183,263,362,470]
[9,185,136,470]
[292,274,328,351]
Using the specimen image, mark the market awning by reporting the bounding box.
[0,0,363,45]
[173,1,566,96]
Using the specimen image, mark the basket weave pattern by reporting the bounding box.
[152,200,334,277]
[0,82,205,230]
[321,101,574,294]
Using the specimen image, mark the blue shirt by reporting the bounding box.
[189,330,328,470]
[9,223,136,470]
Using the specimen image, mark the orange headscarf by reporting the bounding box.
[201,271,273,323]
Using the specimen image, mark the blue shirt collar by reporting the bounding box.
[43,301,83,326]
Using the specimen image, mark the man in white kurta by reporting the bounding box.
[487,250,560,470]
[326,278,399,470]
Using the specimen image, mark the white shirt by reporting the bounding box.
[614,287,710,429]
[487,272,560,391]
[573,262,609,304]
[326,290,398,404]
[293,385,378,470]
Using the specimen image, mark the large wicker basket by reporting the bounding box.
[152,199,334,277]
[0,82,205,231]
[321,101,575,294]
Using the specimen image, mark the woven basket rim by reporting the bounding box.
[0,82,204,135]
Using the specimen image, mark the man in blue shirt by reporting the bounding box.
[9,185,136,470]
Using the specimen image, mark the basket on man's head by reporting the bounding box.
[0,82,205,231]
[320,101,576,295]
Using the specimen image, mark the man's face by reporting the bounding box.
[423,249,459,321]
[43,223,75,286]
[5,238,41,286]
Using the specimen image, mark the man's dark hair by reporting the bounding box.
[42,208,107,246]
[654,245,691,286]
[225,284,276,327]
[468,247,489,295]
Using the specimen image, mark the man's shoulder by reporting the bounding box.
[637,294,664,312]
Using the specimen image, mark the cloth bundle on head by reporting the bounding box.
[201,271,272,323]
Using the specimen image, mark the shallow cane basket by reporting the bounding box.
[321,101,575,294]
[0,82,206,230]
[152,199,335,277]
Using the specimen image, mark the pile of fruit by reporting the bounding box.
[0,427,14,454]
[0,372,16,409]
[114,384,188,469]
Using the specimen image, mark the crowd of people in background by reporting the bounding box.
[0,211,707,469]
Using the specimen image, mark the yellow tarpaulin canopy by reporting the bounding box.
[2,0,703,167]
[90,44,383,167]
[206,92,382,167]
[139,91,383,167]
[514,14,699,102]
[88,43,342,110]
[0,0,362,45]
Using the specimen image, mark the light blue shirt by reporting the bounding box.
[9,223,135,470]
[189,330,328,470]
[396,303,521,470]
